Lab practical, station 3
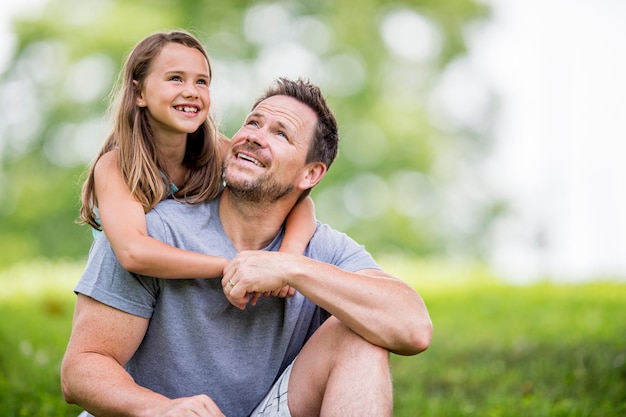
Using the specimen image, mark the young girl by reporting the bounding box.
[79,30,315,294]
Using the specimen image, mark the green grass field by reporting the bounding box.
[1,259,624,416]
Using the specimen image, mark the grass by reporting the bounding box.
[385,258,626,416]
[0,260,83,416]
[1,259,625,416]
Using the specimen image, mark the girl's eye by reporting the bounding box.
[169,75,183,82]
[197,79,208,85]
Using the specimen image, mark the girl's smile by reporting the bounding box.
[135,42,211,142]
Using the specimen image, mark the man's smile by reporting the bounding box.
[236,152,266,168]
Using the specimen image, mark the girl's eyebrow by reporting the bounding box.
[164,70,210,78]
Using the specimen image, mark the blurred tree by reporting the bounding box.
[0,0,499,269]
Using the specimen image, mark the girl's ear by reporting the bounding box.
[298,162,327,191]
[133,80,146,107]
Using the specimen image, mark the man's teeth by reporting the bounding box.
[175,106,198,113]
[238,153,264,167]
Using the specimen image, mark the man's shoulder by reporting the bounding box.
[306,224,378,272]
[308,222,373,262]
[148,198,218,220]
[311,222,353,243]
[145,198,219,242]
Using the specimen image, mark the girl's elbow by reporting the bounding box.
[117,255,136,272]
[116,247,146,274]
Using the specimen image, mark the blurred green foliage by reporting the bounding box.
[0,0,500,269]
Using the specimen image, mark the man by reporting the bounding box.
[61,78,432,417]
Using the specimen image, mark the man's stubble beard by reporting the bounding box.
[222,164,295,204]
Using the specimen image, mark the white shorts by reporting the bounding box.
[250,361,294,417]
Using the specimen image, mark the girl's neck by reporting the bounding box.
[156,134,186,159]
[155,133,188,187]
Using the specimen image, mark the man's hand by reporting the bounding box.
[154,395,225,417]
[222,251,297,309]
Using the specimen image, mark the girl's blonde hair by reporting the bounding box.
[79,30,223,230]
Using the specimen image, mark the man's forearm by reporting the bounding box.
[223,251,432,355]
[61,352,168,417]
[61,294,169,417]
[288,259,432,355]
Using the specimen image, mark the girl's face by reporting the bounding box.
[135,42,211,141]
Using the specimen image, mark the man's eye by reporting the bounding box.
[246,120,259,127]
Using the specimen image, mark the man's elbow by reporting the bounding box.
[60,357,78,405]
[60,379,76,405]
[396,318,433,356]
[412,318,434,353]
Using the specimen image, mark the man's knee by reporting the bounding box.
[289,317,392,416]
[318,317,390,369]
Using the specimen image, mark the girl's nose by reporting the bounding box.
[182,82,199,98]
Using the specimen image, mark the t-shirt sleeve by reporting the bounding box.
[74,232,158,319]
[306,223,380,272]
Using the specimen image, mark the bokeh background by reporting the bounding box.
[1,1,626,415]
[1,0,625,283]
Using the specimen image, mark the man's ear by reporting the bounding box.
[133,80,146,107]
[298,162,327,190]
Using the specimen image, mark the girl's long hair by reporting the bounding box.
[79,30,224,230]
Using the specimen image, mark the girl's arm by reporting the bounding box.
[279,196,317,254]
[94,150,227,279]
[251,196,316,303]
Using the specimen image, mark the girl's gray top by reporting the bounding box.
[75,197,380,417]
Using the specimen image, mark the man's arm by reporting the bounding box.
[222,251,432,356]
[61,295,224,417]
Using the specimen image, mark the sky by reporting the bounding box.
[1,0,625,283]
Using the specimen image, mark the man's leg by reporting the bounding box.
[287,316,392,417]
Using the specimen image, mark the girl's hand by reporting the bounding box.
[231,285,296,308]
[263,285,296,299]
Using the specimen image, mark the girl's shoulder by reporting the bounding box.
[97,148,120,163]
[94,148,120,174]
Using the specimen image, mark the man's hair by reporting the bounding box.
[252,78,339,170]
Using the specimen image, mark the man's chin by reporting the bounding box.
[223,173,256,189]
[225,180,294,204]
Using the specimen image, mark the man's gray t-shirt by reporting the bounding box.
[75,197,379,417]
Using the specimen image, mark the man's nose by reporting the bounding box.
[245,131,267,148]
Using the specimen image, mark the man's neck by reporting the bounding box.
[218,188,295,251]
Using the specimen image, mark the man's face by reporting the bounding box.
[223,95,317,202]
